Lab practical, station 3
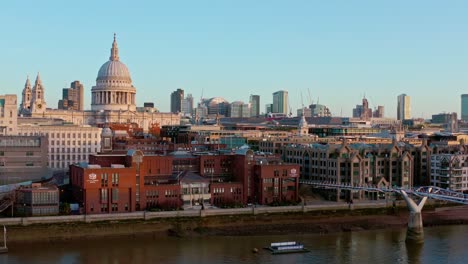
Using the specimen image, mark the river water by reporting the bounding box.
[2,225,467,264]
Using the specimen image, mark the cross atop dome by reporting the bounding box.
[110,33,120,61]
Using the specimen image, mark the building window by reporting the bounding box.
[112,188,119,202]
[112,173,119,186]
[26,161,34,166]
[101,173,108,186]
[26,151,33,156]
[100,188,108,202]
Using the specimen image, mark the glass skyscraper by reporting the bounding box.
[462,94,468,121]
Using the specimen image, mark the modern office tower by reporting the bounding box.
[58,81,84,111]
[170,88,184,113]
[309,103,332,117]
[249,94,260,117]
[373,106,384,118]
[432,112,458,132]
[265,104,273,114]
[272,90,288,114]
[0,94,18,135]
[462,94,468,121]
[297,108,312,117]
[230,101,251,118]
[397,94,411,120]
[181,93,194,117]
[352,97,372,120]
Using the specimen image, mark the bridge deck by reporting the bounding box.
[300,180,468,205]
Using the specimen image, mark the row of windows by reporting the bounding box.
[18,132,99,138]
[26,151,33,156]
[50,140,99,146]
[50,147,98,153]
[50,154,90,160]
[49,132,99,139]
[100,188,120,203]
[213,187,242,194]
[273,169,290,177]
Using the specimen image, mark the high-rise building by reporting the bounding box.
[181,93,194,117]
[265,104,273,114]
[462,94,468,121]
[432,112,458,132]
[397,94,411,120]
[229,101,251,118]
[373,106,384,118]
[170,88,184,113]
[352,97,372,120]
[58,81,84,111]
[249,95,260,117]
[309,104,331,117]
[272,90,288,114]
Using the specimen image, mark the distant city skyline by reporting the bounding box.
[1,1,467,118]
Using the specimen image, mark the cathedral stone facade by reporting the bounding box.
[19,35,180,131]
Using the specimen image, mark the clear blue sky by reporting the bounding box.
[1,0,467,118]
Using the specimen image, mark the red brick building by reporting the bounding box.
[71,150,181,214]
[254,162,300,205]
[210,182,244,207]
[70,148,300,213]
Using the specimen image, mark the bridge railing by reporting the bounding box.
[300,180,468,205]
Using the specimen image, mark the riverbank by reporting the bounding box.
[5,205,468,245]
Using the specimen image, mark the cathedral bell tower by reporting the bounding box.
[20,76,32,112]
[30,73,47,114]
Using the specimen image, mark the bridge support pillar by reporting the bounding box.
[400,190,430,243]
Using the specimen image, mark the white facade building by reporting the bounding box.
[18,125,102,171]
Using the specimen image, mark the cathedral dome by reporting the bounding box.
[96,34,132,82]
[91,34,137,112]
[97,60,131,81]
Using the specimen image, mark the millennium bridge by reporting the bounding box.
[300,180,468,242]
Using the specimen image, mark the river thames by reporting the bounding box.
[2,225,466,264]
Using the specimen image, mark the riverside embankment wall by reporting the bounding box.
[0,201,392,226]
